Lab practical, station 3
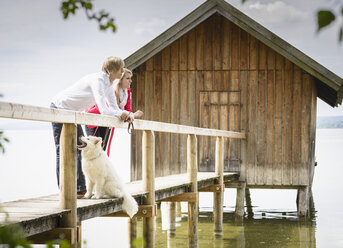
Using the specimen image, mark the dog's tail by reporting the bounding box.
[122,192,138,218]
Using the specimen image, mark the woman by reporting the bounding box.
[85,68,143,156]
[50,56,132,198]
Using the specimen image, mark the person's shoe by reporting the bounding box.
[77,190,87,199]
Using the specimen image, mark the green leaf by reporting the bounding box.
[85,2,92,9]
[339,27,343,42]
[317,10,336,31]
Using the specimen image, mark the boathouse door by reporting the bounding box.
[199,91,241,172]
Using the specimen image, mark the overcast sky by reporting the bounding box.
[0,0,342,119]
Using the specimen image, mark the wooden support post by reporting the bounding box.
[309,187,316,219]
[142,130,155,248]
[60,123,77,247]
[245,188,253,218]
[187,134,198,248]
[214,136,224,237]
[235,182,246,218]
[128,218,137,248]
[77,222,82,248]
[298,186,309,217]
[167,202,176,238]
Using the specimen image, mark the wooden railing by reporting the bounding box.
[0,101,246,248]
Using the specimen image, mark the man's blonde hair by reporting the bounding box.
[102,56,125,74]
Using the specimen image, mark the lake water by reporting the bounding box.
[0,124,343,247]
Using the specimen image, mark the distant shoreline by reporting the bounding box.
[317,116,343,129]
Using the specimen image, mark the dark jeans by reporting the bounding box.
[50,103,86,193]
[85,125,111,151]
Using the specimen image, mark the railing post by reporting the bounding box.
[142,130,155,248]
[60,123,77,247]
[187,134,198,248]
[214,136,224,237]
[128,218,137,248]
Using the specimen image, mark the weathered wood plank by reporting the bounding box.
[162,71,171,176]
[274,69,283,185]
[145,71,154,120]
[247,70,257,185]
[231,23,239,70]
[171,41,179,71]
[210,91,219,169]
[259,42,267,70]
[179,34,188,70]
[154,52,162,71]
[265,70,274,185]
[188,29,196,71]
[146,57,154,71]
[249,35,258,70]
[161,45,171,71]
[240,30,249,70]
[204,16,214,70]
[179,71,188,173]
[240,71,248,180]
[282,67,293,185]
[213,14,222,70]
[292,67,302,185]
[309,76,317,185]
[199,92,210,171]
[195,22,204,70]
[300,72,311,186]
[170,71,180,174]
[267,47,275,69]
[155,70,163,177]
[222,18,231,70]
[229,71,240,172]
[256,70,266,185]
[188,71,196,126]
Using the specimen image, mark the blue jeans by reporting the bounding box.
[50,103,86,193]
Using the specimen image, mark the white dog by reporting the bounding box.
[77,136,138,218]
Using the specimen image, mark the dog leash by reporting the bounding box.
[127,122,134,134]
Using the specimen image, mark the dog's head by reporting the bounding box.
[77,136,102,151]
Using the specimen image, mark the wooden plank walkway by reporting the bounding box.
[0,172,238,237]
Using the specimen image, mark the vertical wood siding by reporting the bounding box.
[130,14,316,187]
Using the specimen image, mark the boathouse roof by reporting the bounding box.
[124,0,343,107]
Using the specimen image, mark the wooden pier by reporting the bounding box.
[0,101,244,247]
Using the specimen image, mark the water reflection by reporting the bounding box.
[135,204,316,248]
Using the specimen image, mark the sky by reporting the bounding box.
[0,0,342,121]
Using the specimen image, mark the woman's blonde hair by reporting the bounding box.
[102,56,125,74]
[114,68,133,85]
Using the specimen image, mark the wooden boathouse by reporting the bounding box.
[1,0,343,247]
[126,0,343,213]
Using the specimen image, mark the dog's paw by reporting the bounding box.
[84,193,93,199]
[94,194,104,199]
[114,189,123,198]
